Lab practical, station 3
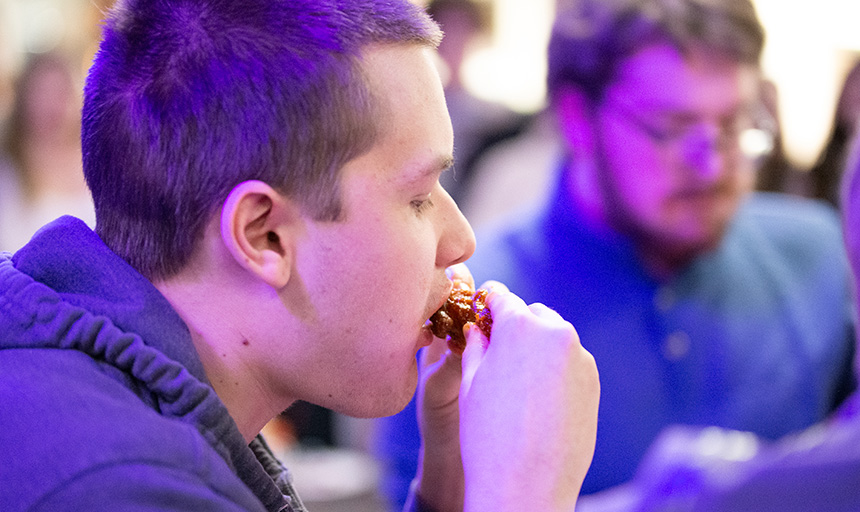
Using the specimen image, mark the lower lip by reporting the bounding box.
[418,325,435,348]
[675,191,720,211]
[680,188,715,199]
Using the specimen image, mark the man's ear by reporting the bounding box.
[554,85,597,158]
[220,180,298,289]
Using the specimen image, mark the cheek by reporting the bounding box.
[350,217,436,291]
[317,218,436,326]
[734,164,756,194]
[601,131,671,207]
[604,152,669,216]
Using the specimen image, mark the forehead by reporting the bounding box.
[606,42,760,112]
[347,44,453,186]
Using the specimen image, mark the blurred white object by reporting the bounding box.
[278,446,382,504]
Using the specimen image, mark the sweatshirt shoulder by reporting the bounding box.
[0,349,247,510]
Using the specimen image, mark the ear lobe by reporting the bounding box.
[220,180,296,289]
[554,85,596,156]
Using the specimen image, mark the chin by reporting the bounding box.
[337,372,418,419]
[377,395,415,418]
[381,374,419,417]
[667,215,729,252]
[668,232,719,257]
[345,393,415,419]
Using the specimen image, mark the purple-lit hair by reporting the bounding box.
[841,126,860,279]
[82,0,441,280]
[547,0,765,101]
[840,127,860,378]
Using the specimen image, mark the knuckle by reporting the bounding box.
[546,318,579,345]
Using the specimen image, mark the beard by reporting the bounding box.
[592,140,739,279]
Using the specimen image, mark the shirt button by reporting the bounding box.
[663,331,691,361]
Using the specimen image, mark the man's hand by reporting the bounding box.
[412,264,472,512]
[459,281,600,511]
[413,267,600,512]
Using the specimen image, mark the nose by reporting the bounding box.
[435,185,476,268]
[681,124,726,181]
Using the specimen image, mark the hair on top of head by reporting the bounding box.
[82,0,441,280]
[547,0,765,100]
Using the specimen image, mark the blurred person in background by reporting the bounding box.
[376,0,855,504]
[807,58,860,209]
[475,0,855,495]
[427,0,531,206]
[576,122,860,512]
[0,51,94,252]
[0,0,15,124]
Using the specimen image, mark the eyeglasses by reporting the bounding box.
[604,100,776,162]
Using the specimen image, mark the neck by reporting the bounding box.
[632,243,692,282]
[154,276,294,443]
[563,158,611,235]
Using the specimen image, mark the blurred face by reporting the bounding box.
[22,61,80,138]
[593,43,759,270]
[281,44,475,417]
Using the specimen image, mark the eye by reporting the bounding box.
[647,118,693,143]
[410,196,434,214]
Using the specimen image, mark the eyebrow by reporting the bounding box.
[404,154,454,185]
[433,155,455,175]
[439,155,455,174]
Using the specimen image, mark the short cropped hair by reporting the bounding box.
[82,0,441,280]
[547,0,765,101]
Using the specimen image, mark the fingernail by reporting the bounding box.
[464,322,474,337]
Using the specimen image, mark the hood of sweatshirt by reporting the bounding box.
[0,216,298,511]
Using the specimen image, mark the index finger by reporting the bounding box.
[476,279,509,297]
[480,281,529,319]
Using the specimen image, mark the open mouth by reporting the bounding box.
[425,279,492,355]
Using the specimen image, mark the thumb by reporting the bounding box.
[459,323,486,398]
[420,344,463,413]
[425,347,463,388]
